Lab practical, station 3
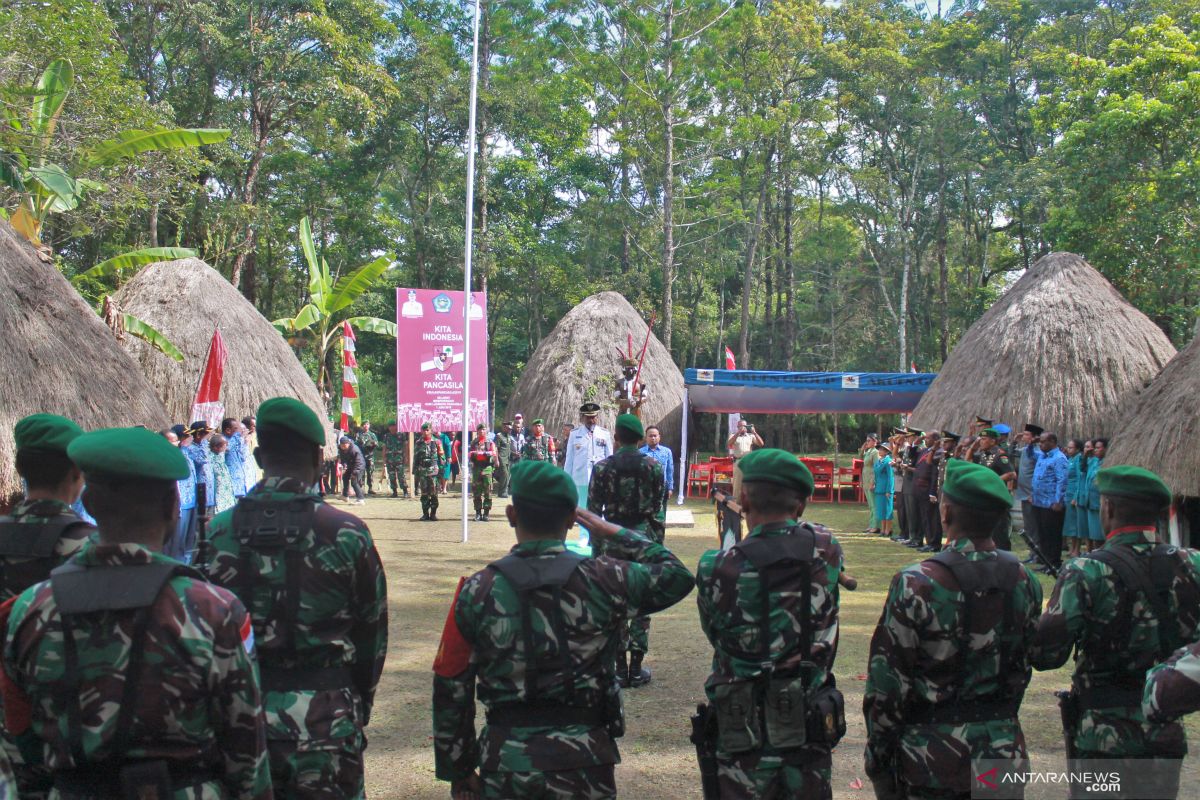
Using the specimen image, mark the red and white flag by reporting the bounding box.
[340,321,360,432]
[910,361,918,374]
[190,328,227,428]
[724,346,736,370]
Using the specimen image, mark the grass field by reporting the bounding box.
[356,494,1200,798]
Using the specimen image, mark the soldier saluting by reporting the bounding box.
[4,426,269,799]
[1031,465,1200,799]
[864,459,1043,799]
[433,460,694,799]
[694,449,846,799]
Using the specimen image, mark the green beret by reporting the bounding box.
[980,427,1001,438]
[736,448,815,497]
[257,397,325,446]
[532,418,544,426]
[67,427,188,481]
[941,459,1012,512]
[421,422,431,431]
[14,414,83,455]
[1096,465,1172,507]
[510,459,578,509]
[615,413,644,440]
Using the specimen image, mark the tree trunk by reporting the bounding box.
[737,144,774,366]
[475,1,492,296]
[148,204,158,248]
[660,0,676,352]
[898,240,911,371]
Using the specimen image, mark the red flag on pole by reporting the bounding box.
[340,321,360,432]
[724,346,736,370]
[190,328,227,428]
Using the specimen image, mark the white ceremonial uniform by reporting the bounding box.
[564,422,612,548]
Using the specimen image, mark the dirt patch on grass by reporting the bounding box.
[356,496,1200,798]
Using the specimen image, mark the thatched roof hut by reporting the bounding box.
[910,252,1175,439]
[0,219,169,500]
[1106,337,1200,496]
[508,292,685,449]
[113,258,334,455]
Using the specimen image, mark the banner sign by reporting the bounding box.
[395,288,489,432]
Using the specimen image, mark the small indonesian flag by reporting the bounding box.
[340,322,360,432]
[190,328,228,429]
[433,577,472,678]
[240,613,255,655]
[724,346,736,370]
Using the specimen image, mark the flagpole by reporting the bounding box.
[461,0,482,545]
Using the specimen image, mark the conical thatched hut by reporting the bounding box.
[0,219,169,501]
[114,258,333,454]
[910,252,1175,438]
[508,292,685,449]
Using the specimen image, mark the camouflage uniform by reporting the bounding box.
[587,447,665,654]
[4,541,270,799]
[521,435,555,463]
[0,498,95,795]
[432,529,695,798]
[1031,527,1200,772]
[204,476,389,798]
[467,437,497,518]
[354,429,380,493]
[1145,640,1200,722]
[414,436,445,519]
[971,446,1013,550]
[696,520,844,799]
[492,432,512,498]
[381,431,409,497]
[863,538,1043,797]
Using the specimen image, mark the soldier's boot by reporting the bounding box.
[628,651,652,688]
[430,498,439,521]
[482,499,492,522]
[615,651,629,689]
[420,497,430,520]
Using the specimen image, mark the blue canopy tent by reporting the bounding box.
[676,369,937,502]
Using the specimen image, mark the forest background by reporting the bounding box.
[3,0,1198,451]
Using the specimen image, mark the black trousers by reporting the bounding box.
[342,470,364,500]
[1033,505,1066,568]
[924,496,943,550]
[903,484,923,546]
[1022,499,1041,546]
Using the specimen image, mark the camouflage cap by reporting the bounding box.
[257,397,325,446]
[14,413,83,455]
[1095,465,1172,508]
[941,458,1011,512]
[68,427,189,481]
[615,413,643,439]
[511,460,578,509]
[736,448,814,497]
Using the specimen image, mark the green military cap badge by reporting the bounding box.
[256,397,325,446]
[736,448,815,497]
[510,459,578,509]
[615,413,643,440]
[941,458,1012,511]
[1095,465,1172,508]
[67,427,189,481]
[980,427,1001,439]
[14,413,83,455]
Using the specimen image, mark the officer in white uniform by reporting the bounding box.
[562,402,613,546]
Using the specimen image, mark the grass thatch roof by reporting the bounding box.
[113,258,334,455]
[508,291,685,450]
[1106,336,1200,496]
[0,219,169,499]
[910,252,1175,439]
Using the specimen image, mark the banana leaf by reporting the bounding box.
[84,128,230,167]
[328,254,394,313]
[344,316,398,337]
[122,313,184,362]
[73,247,197,283]
[32,58,72,148]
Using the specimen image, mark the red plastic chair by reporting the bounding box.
[687,463,713,498]
[808,460,835,503]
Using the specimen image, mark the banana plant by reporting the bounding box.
[273,217,396,397]
[0,58,230,246]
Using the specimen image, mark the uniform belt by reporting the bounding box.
[54,762,214,798]
[486,702,607,729]
[259,665,354,692]
[905,698,1017,725]
[1075,685,1145,710]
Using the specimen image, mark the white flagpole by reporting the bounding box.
[461,0,482,544]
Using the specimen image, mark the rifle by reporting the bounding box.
[1019,527,1059,577]
[690,703,720,800]
[712,490,743,550]
[194,483,209,566]
[1056,690,1080,764]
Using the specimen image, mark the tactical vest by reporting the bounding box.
[712,525,846,753]
[469,439,495,465]
[483,550,621,733]
[228,496,353,693]
[0,514,96,597]
[1075,543,1179,708]
[602,450,657,530]
[906,549,1024,725]
[49,559,214,797]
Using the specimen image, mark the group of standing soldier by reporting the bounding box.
[0,401,387,798]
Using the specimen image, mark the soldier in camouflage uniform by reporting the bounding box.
[696,449,845,799]
[966,427,1016,550]
[1032,465,1200,799]
[864,459,1043,799]
[468,424,499,521]
[414,422,446,521]
[521,419,557,463]
[4,426,270,799]
[354,421,380,495]
[203,397,388,798]
[381,421,410,498]
[587,415,666,687]
[432,460,694,799]
[493,422,513,498]
[1145,639,1200,724]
